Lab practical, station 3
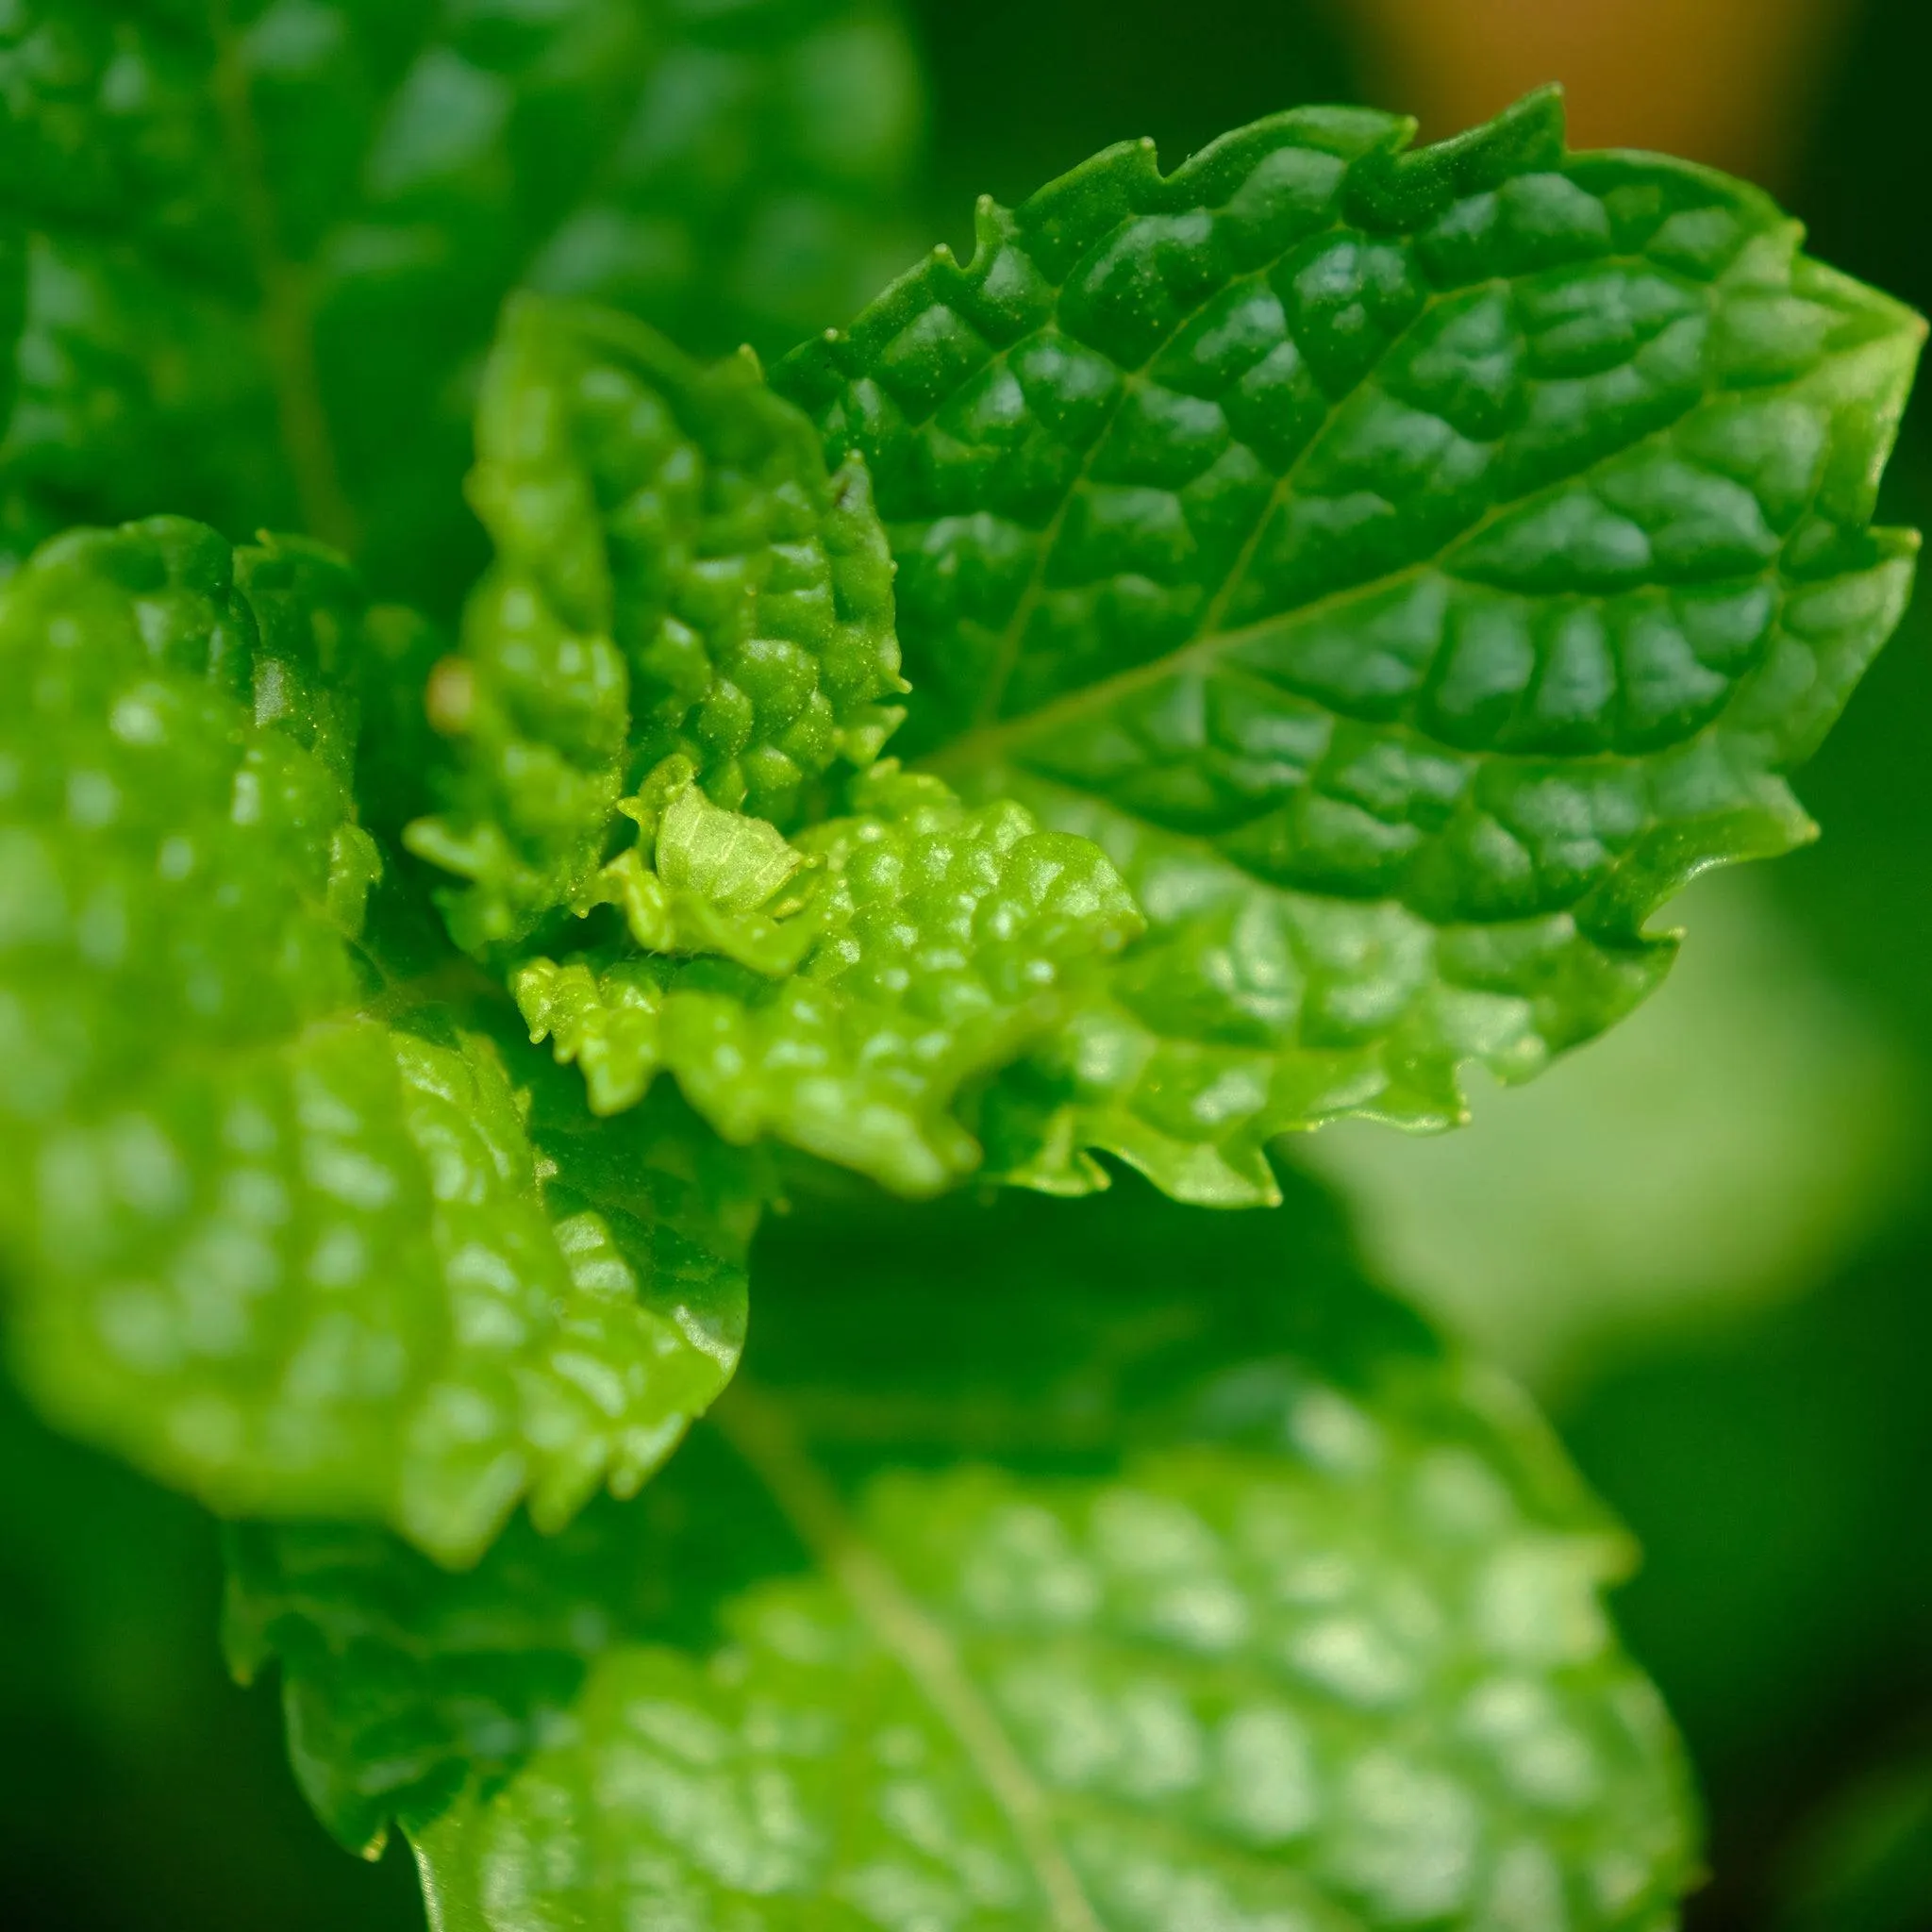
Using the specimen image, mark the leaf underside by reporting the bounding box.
[0,516,758,1565]
[230,1172,1696,1927]
[776,88,1924,1205]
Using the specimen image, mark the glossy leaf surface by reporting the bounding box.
[516,765,1144,1194]
[776,90,1923,1204]
[409,296,905,955]
[0,0,924,607]
[0,517,758,1565]
[231,1170,1696,1924]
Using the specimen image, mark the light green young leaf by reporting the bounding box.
[655,775,810,918]
[774,88,1924,1205]
[408,295,906,955]
[0,0,925,608]
[579,758,824,975]
[229,1171,1696,1923]
[515,766,1144,1194]
[0,517,759,1565]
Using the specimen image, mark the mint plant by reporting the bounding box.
[0,27,1920,1926]
[0,0,923,607]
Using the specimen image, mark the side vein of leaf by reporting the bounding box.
[967,209,1159,730]
[967,218,1414,733]
[1188,279,1476,647]
[917,558,1432,780]
[710,1378,1105,1932]
[973,450,1085,732]
[922,318,1743,782]
[1005,760,1669,956]
[207,0,358,553]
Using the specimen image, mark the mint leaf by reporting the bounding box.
[515,765,1143,1193]
[572,759,826,975]
[408,295,906,955]
[775,89,1924,1205]
[0,0,924,607]
[231,1170,1696,1921]
[1296,869,1908,1389]
[415,295,1141,1194]
[0,517,758,1564]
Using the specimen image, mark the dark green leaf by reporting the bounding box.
[0,516,758,1564]
[1780,1752,1932,1932]
[776,89,1924,1205]
[0,0,925,607]
[232,1171,1697,1924]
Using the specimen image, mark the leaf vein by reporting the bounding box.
[712,1378,1105,1932]
[921,323,1749,781]
[207,0,358,552]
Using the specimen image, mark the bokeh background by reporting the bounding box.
[5,2,1930,1926]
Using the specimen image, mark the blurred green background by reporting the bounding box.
[5,2,1930,1926]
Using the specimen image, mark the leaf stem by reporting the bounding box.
[208,0,359,554]
[711,1378,1105,1932]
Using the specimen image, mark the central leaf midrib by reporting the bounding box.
[919,364,1726,787]
[960,217,1457,738]
[711,1377,1106,1932]
[206,0,358,553]
[1004,758,1682,951]
[916,241,1895,792]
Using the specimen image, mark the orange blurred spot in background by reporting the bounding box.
[1339,0,1858,186]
